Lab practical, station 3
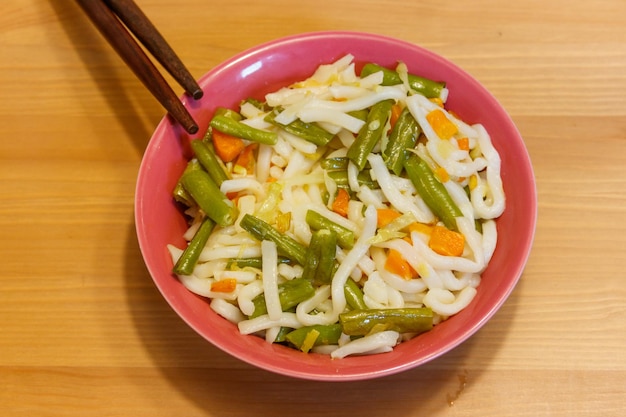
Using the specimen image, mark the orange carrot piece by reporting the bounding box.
[212,129,246,163]
[376,208,402,228]
[331,188,350,217]
[457,137,470,151]
[385,249,418,280]
[235,143,258,171]
[435,166,450,183]
[428,225,465,257]
[390,104,403,130]
[210,278,237,293]
[426,109,458,140]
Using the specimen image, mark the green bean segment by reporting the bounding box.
[172,216,216,276]
[210,114,278,145]
[226,256,290,270]
[265,108,335,146]
[180,168,238,227]
[285,324,343,351]
[239,214,308,265]
[190,139,229,186]
[360,63,446,99]
[305,210,355,249]
[347,99,394,170]
[249,278,315,319]
[302,229,337,284]
[403,155,462,231]
[339,308,434,336]
[344,279,367,311]
[384,107,421,176]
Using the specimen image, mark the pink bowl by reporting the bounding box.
[135,31,536,381]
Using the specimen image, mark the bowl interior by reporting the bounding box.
[135,31,536,381]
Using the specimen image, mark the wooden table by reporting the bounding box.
[1,1,624,415]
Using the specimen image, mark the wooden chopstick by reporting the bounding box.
[76,0,201,134]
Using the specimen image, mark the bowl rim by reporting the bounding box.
[135,30,537,381]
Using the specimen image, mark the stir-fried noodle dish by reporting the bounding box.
[167,55,505,358]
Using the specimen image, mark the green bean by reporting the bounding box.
[284,324,343,351]
[210,114,277,145]
[239,214,308,265]
[339,308,433,336]
[344,278,367,310]
[348,109,369,122]
[190,139,229,186]
[326,170,377,189]
[172,216,216,275]
[173,159,203,207]
[265,108,334,146]
[384,107,421,176]
[403,155,462,231]
[302,229,337,284]
[360,63,446,99]
[305,210,355,249]
[346,99,393,170]
[320,157,350,170]
[249,278,315,318]
[180,168,238,227]
[214,106,243,121]
[272,326,293,343]
[226,256,290,270]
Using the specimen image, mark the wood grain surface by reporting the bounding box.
[1,1,624,416]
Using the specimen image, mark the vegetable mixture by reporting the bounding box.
[167,55,505,358]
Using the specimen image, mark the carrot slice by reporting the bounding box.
[235,143,258,171]
[426,109,458,140]
[384,249,418,280]
[331,188,350,217]
[212,129,246,163]
[389,104,403,130]
[428,225,465,257]
[457,137,470,151]
[376,208,401,228]
[210,278,237,293]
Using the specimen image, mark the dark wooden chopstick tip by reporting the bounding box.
[191,89,204,100]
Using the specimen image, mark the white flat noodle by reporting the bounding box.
[297,108,365,133]
[368,154,433,223]
[423,286,477,317]
[210,298,246,324]
[238,280,264,316]
[237,312,302,335]
[330,331,400,359]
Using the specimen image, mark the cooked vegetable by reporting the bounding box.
[384,106,421,175]
[172,216,215,275]
[190,139,229,185]
[239,214,308,265]
[210,114,278,145]
[346,99,394,170]
[403,154,463,231]
[331,188,351,217]
[360,63,446,99]
[339,308,434,336]
[305,209,355,249]
[426,109,458,140]
[265,108,335,146]
[428,225,465,257]
[249,278,315,319]
[179,168,238,227]
[285,324,343,351]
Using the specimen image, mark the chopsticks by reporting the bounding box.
[76,0,202,134]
